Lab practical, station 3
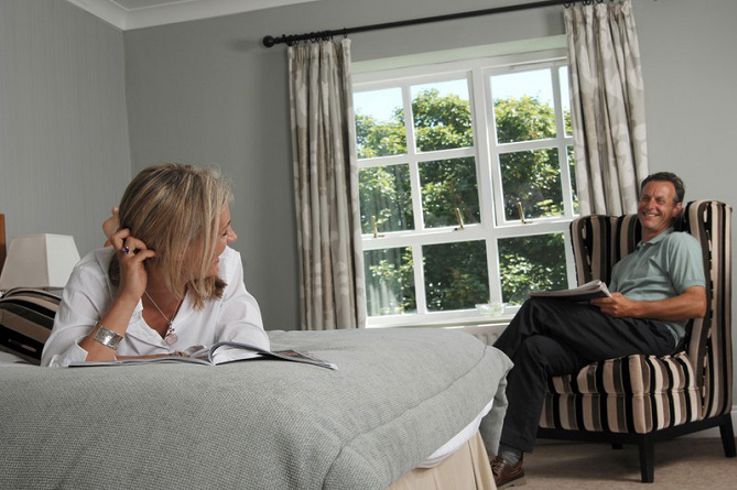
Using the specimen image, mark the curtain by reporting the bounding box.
[565,0,648,215]
[288,39,367,330]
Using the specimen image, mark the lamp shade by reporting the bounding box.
[0,234,80,290]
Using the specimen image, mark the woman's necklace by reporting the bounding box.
[144,290,183,345]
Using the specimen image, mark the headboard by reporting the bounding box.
[0,213,5,274]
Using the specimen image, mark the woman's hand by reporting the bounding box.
[102,207,120,246]
[109,228,156,303]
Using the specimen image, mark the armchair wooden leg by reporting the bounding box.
[638,437,654,483]
[719,417,736,457]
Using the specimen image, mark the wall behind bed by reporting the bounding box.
[0,0,732,341]
[123,0,737,336]
[0,0,132,257]
[122,0,563,331]
[123,0,737,404]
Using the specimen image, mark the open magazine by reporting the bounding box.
[529,279,612,302]
[69,341,337,370]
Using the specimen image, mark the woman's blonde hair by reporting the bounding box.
[109,163,232,309]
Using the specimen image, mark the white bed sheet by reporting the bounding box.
[418,397,494,468]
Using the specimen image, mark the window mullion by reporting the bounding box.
[471,66,502,305]
[471,68,493,236]
[563,228,578,289]
[486,237,503,304]
[484,68,506,228]
[403,86,424,232]
[551,65,574,218]
[403,85,428,314]
[411,243,428,314]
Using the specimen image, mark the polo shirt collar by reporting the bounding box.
[639,227,673,248]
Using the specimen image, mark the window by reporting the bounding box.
[354,52,578,327]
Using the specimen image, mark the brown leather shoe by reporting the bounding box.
[491,455,525,488]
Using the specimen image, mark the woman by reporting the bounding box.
[41,163,269,367]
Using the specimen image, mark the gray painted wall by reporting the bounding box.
[0,0,131,256]
[1,0,734,398]
[124,0,737,335]
[637,0,737,201]
[122,0,567,330]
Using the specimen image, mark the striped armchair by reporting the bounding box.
[537,200,735,482]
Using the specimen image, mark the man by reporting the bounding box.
[490,172,706,488]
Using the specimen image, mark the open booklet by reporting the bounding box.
[69,341,337,370]
[529,279,612,302]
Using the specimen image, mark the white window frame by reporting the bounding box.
[354,49,578,328]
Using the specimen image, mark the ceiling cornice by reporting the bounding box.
[65,0,319,31]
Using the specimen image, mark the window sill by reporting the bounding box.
[366,317,511,346]
[367,309,515,328]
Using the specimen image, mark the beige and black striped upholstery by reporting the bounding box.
[539,200,732,434]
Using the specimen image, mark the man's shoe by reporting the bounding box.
[491,455,525,488]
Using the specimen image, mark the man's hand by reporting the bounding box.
[591,293,640,317]
[591,286,706,321]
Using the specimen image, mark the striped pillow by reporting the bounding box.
[0,288,60,364]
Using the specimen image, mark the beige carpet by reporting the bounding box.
[519,438,736,489]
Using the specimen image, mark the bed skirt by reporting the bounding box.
[388,431,496,490]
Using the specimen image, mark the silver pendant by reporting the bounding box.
[164,325,177,345]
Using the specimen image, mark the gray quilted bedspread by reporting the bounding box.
[0,328,512,490]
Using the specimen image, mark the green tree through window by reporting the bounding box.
[355,65,575,317]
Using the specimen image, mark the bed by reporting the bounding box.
[0,214,512,489]
[0,326,511,489]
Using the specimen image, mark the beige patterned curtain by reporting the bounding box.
[565,0,648,215]
[288,39,366,330]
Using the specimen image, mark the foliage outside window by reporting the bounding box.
[354,55,578,326]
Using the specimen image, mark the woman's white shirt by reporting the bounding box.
[41,246,269,367]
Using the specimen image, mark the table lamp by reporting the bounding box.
[0,234,80,292]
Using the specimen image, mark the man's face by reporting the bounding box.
[638,180,682,238]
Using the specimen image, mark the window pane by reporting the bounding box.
[567,146,580,214]
[559,66,572,136]
[491,69,557,143]
[354,88,406,158]
[423,241,489,311]
[419,157,480,228]
[411,79,473,152]
[499,149,563,221]
[498,234,568,305]
[359,164,413,233]
[364,247,416,316]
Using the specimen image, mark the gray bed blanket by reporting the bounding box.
[0,328,512,490]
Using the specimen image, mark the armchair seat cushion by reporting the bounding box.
[540,352,701,433]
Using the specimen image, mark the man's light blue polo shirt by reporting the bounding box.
[609,228,705,347]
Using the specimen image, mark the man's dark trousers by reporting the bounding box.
[493,297,676,452]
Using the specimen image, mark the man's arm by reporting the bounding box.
[591,285,706,321]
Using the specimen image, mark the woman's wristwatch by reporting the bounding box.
[93,322,124,350]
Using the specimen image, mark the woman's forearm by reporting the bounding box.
[78,294,139,361]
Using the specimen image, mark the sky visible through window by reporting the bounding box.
[354,69,561,126]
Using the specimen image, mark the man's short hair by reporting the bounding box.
[641,172,685,204]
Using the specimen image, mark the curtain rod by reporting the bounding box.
[262,0,602,48]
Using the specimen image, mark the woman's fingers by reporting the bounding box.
[111,229,131,251]
[121,237,148,255]
[102,207,121,245]
[130,249,156,263]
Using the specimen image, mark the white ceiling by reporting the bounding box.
[65,0,321,31]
